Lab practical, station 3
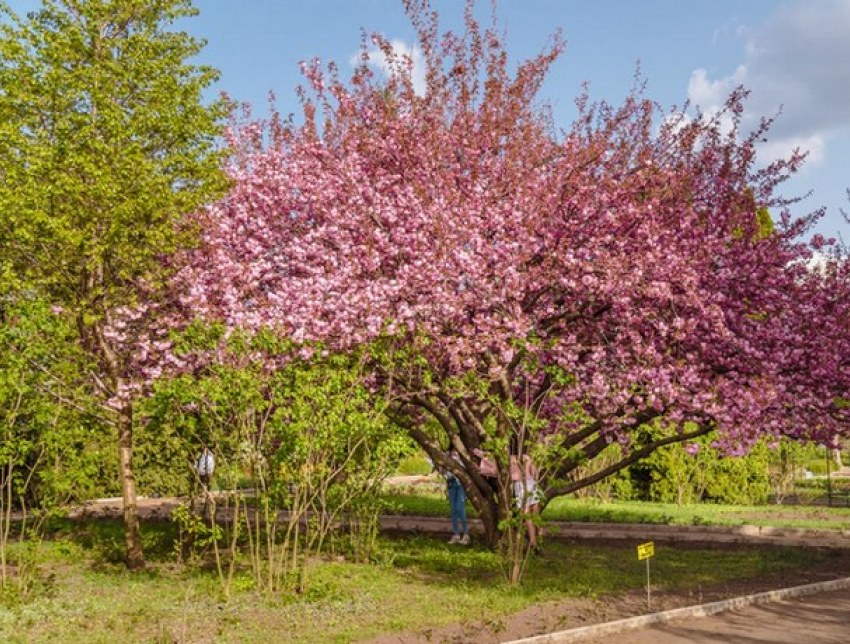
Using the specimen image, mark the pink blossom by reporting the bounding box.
[164,4,850,519]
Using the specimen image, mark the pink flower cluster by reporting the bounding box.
[172,9,850,456]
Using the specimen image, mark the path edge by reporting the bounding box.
[504,576,850,644]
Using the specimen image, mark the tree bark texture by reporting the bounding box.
[118,403,145,570]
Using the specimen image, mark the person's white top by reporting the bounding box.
[196,449,215,476]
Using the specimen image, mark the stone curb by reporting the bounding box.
[545,521,850,549]
[503,576,850,644]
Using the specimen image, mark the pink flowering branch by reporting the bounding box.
[168,0,850,544]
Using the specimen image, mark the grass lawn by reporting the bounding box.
[0,516,841,643]
[381,485,850,530]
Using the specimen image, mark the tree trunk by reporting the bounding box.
[405,422,510,548]
[118,403,145,570]
[463,475,505,547]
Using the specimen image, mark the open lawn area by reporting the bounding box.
[2,515,850,643]
[382,484,850,531]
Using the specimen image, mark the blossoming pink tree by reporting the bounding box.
[176,1,850,544]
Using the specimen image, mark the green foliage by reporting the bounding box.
[1,293,118,598]
[805,459,830,476]
[0,0,226,305]
[0,0,228,568]
[143,333,414,593]
[665,440,771,506]
[132,425,193,497]
[0,535,56,605]
[755,206,775,237]
[394,455,434,476]
[800,446,845,477]
[170,504,222,564]
[0,295,114,512]
[586,425,820,506]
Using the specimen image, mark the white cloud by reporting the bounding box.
[684,66,748,137]
[687,68,729,110]
[353,38,427,96]
[687,66,747,112]
[759,133,826,167]
[688,0,850,168]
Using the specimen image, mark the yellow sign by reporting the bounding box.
[637,542,655,560]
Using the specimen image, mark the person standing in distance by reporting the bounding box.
[440,447,470,545]
[196,446,215,491]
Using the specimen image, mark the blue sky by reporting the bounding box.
[8,0,850,239]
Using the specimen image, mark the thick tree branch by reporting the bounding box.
[545,423,715,499]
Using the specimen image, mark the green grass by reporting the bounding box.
[0,519,834,643]
[394,455,434,476]
[380,487,850,530]
[382,489,450,516]
[1,492,847,641]
[542,497,850,529]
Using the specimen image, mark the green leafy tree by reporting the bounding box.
[146,330,409,596]
[0,0,225,568]
[1,293,117,597]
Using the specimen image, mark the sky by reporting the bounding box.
[7,0,850,240]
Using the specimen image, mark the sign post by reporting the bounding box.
[637,542,655,610]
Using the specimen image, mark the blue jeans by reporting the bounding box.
[447,479,468,534]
